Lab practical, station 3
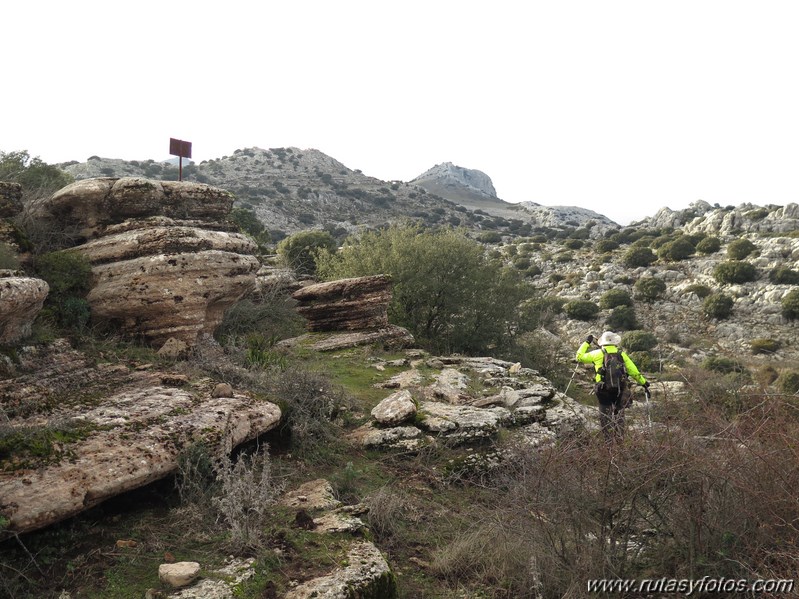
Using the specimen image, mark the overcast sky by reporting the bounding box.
[5,1,799,225]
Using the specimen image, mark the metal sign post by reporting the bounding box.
[169,138,192,181]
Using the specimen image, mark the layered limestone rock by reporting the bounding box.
[0,270,49,344]
[75,221,259,346]
[28,177,235,240]
[0,339,281,535]
[30,178,259,346]
[283,274,414,351]
[292,275,392,331]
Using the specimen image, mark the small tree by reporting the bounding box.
[634,277,667,302]
[277,230,337,276]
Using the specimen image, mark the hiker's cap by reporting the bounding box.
[598,331,621,346]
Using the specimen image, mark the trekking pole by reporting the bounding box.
[564,362,581,396]
[643,386,653,428]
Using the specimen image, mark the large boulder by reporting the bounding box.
[0,271,49,344]
[28,179,259,346]
[73,221,259,346]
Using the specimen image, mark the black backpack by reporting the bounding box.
[600,348,627,395]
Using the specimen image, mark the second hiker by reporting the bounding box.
[576,331,649,440]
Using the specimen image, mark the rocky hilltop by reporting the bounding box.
[60,149,615,240]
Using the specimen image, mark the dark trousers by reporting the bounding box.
[596,386,628,440]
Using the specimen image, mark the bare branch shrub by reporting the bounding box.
[211,447,284,552]
[270,367,351,460]
[428,389,799,597]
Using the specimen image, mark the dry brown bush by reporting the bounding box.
[429,388,799,598]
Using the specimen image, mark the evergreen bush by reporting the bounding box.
[727,239,758,260]
[713,261,758,284]
[634,277,667,301]
[564,300,599,321]
[703,292,734,319]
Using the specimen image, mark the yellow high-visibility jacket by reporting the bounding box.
[575,342,647,386]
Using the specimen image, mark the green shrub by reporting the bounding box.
[621,330,658,352]
[776,370,799,394]
[594,239,619,253]
[768,266,799,285]
[599,289,633,309]
[0,242,20,269]
[512,257,531,270]
[750,338,781,355]
[524,265,542,278]
[657,237,696,261]
[695,236,721,254]
[478,231,502,244]
[727,239,758,260]
[230,206,270,250]
[713,261,758,284]
[34,251,93,331]
[563,300,599,321]
[745,207,769,221]
[316,225,527,355]
[781,289,799,320]
[627,350,654,372]
[605,305,638,330]
[623,246,657,268]
[703,292,734,319]
[702,355,746,374]
[563,239,583,250]
[35,251,92,298]
[549,273,565,284]
[634,277,667,302]
[554,251,574,263]
[277,230,337,276]
[683,283,712,299]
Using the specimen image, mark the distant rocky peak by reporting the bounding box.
[411,162,498,199]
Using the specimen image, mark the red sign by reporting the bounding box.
[169,138,192,159]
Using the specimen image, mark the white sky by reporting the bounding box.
[4,1,799,225]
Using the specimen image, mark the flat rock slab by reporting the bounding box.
[278,325,414,352]
[285,541,395,599]
[371,389,416,426]
[281,479,341,512]
[0,385,281,534]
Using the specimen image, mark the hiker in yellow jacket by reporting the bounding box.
[576,331,649,439]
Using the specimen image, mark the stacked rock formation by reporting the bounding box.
[292,275,392,331]
[29,177,260,346]
[287,274,414,351]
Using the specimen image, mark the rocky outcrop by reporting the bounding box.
[0,339,281,535]
[28,177,235,241]
[282,275,414,352]
[0,270,49,344]
[292,275,393,332]
[350,353,593,452]
[30,178,259,346]
[411,162,498,199]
